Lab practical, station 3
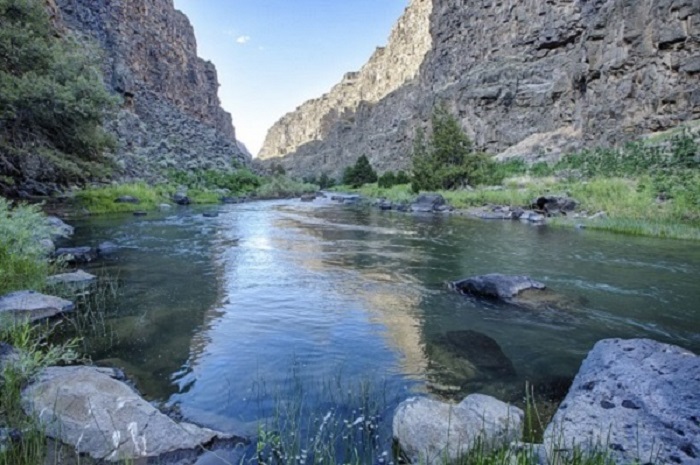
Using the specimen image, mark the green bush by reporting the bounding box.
[411,106,502,192]
[318,172,336,189]
[0,198,52,294]
[342,155,378,188]
[254,176,317,199]
[168,168,262,195]
[0,0,118,191]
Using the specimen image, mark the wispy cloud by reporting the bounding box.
[236,35,251,44]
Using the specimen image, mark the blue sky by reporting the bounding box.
[173,0,410,155]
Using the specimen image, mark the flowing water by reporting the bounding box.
[65,197,700,459]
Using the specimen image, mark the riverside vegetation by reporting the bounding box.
[333,109,700,241]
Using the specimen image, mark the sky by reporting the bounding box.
[172,0,410,156]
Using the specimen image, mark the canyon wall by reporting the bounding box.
[259,0,700,178]
[56,0,249,179]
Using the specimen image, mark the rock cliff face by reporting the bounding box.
[259,0,700,178]
[55,0,249,178]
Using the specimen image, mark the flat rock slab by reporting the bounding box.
[544,339,700,465]
[46,270,97,287]
[23,366,238,462]
[451,274,546,301]
[0,291,74,322]
[393,394,523,465]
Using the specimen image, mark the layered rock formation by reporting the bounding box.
[259,0,700,178]
[258,0,433,162]
[55,0,249,178]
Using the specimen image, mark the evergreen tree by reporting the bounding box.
[342,155,377,188]
[411,105,495,192]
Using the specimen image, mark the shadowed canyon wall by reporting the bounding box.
[56,0,249,179]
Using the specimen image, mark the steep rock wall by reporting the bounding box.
[55,0,249,178]
[260,0,700,178]
[258,0,433,160]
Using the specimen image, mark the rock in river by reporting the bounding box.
[54,246,97,264]
[46,216,74,240]
[393,394,523,465]
[46,270,96,288]
[0,291,74,322]
[410,193,449,213]
[22,366,241,462]
[544,339,700,465]
[451,274,546,301]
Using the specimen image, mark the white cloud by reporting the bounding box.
[236,35,251,44]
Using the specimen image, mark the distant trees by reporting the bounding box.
[411,105,499,192]
[0,0,118,192]
[342,155,377,188]
[378,170,410,188]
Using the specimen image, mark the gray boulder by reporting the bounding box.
[0,291,74,322]
[410,193,447,213]
[114,195,140,204]
[46,216,74,240]
[300,193,316,202]
[393,394,523,465]
[22,366,241,462]
[533,196,578,215]
[544,339,700,465]
[46,270,97,288]
[451,274,546,302]
[55,246,97,264]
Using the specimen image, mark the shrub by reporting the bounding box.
[168,168,262,195]
[342,155,378,188]
[318,172,336,189]
[0,0,118,191]
[411,106,501,192]
[0,198,52,294]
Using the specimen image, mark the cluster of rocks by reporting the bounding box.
[0,213,241,463]
[394,338,700,465]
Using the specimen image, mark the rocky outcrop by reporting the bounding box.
[260,0,700,178]
[393,394,524,465]
[55,0,249,179]
[544,339,700,465]
[22,366,240,462]
[451,274,547,302]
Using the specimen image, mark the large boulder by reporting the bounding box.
[22,366,241,462]
[393,394,523,464]
[544,339,700,465]
[451,274,546,301]
[0,291,74,322]
[410,193,449,213]
[532,196,578,216]
[173,192,191,205]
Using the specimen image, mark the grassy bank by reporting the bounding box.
[75,171,318,215]
[332,129,700,240]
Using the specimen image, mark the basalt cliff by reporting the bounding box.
[259,0,700,178]
[55,0,248,180]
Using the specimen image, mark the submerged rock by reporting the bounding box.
[444,330,516,378]
[22,366,242,462]
[203,212,219,218]
[544,339,700,465]
[300,193,316,202]
[0,291,74,322]
[452,274,546,301]
[393,394,523,465]
[55,246,97,264]
[97,241,119,256]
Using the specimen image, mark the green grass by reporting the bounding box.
[75,182,175,214]
[0,199,54,295]
[254,175,318,199]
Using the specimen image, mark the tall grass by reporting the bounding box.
[0,199,53,295]
[75,182,174,214]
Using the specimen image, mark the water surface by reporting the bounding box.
[67,198,700,444]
